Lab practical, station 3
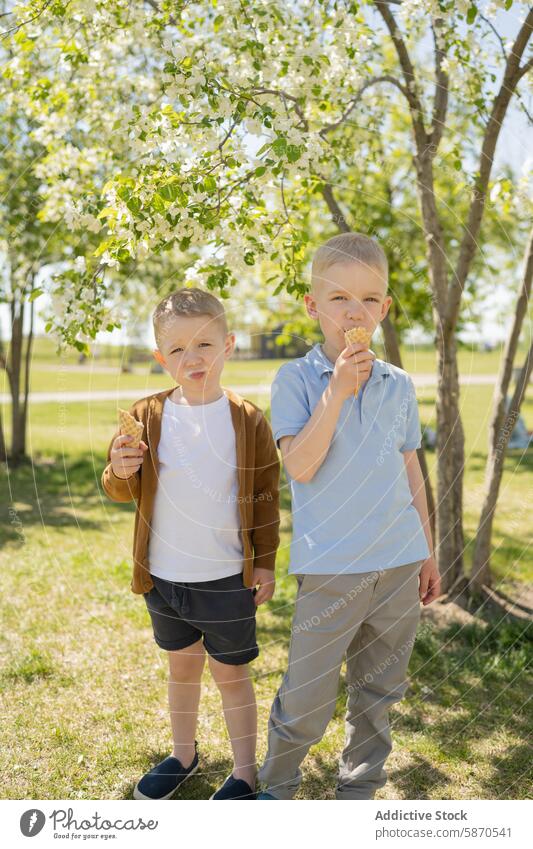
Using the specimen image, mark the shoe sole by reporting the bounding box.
[133,762,199,800]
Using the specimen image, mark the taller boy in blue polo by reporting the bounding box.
[257,232,441,800]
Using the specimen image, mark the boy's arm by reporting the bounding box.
[251,412,280,574]
[403,449,441,604]
[403,450,433,554]
[101,403,144,503]
[281,380,345,483]
[279,344,375,483]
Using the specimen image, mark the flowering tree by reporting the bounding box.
[3,0,532,588]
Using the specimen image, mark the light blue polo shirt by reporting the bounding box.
[271,343,430,575]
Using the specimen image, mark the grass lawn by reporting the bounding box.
[1,361,532,800]
[1,341,523,397]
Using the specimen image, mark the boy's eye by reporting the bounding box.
[170,343,211,354]
[331,295,379,302]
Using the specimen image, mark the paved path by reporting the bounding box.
[0,374,507,404]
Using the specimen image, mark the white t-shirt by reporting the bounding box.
[148,392,244,582]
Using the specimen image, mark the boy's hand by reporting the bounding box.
[330,343,376,401]
[418,555,441,605]
[252,567,275,606]
[110,434,148,480]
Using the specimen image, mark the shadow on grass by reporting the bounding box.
[385,618,532,799]
[1,452,124,547]
[467,449,533,475]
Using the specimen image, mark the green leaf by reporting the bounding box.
[158,180,181,202]
[203,175,217,194]
[272,137,287,156]
[126,197,142,214]
[287,144,301,163]
[467,4,478,23]
[255,142,272,157]
[29,288,43,302]
[152,194,167,214]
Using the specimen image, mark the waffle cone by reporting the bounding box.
[344,326,373,398]
[118,408,144,448]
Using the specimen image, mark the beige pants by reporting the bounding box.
[258,561,422,799]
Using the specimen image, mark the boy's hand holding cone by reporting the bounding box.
[110,409,148,479]
[343,326,373,398]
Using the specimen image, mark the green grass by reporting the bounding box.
[1,358,532,800]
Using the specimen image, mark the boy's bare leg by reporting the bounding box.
[208,656,257,788]
[167,639,206,767]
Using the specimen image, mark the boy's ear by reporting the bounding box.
[380,295,393,321]
[304,293,318,320]
[153,349,166,367]
[224,332,236,357]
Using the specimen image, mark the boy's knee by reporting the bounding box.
[167,642,205,681]
[209,657,250,685]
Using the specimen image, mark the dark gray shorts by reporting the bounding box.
[143,571,259,665]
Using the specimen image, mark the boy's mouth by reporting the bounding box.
[188,370,206,380]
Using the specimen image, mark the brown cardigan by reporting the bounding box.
[101,386,280,595]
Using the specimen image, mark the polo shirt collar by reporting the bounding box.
[308,342,391,383]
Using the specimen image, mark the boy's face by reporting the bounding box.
[153,314,235,394]
[304,261,392,358]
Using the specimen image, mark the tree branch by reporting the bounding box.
[373,0,429,150]
[319,75,408,137]
[144,0,178,27]
[320,182,350,232]
[429,18,449,149]
[446,8,533,334]
[0,0,53,40]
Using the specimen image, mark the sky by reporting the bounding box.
[1,3,532,350]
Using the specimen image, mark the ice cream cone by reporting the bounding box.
[118,408,144,448]
[344,326,373,398]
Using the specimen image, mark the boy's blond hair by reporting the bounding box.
[311,232,388,291]
[153,287,228,347]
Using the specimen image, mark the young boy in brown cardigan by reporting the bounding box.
[102,288,280,800]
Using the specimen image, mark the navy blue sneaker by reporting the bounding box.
[133,745,199,800]
[210,774,256,799]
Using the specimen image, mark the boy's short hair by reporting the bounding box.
[311,232,388,291]
[153,287,228,347]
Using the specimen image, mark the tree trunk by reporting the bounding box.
[19,289,35,458]
[0,407,6,463]
[8,299,24,463]
[470,228,533,589]
[470,344,533,590]
[0,335,8,462]
[412,151,464,591]
[435,332,466,592]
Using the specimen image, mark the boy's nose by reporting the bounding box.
[185,350,202,362]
